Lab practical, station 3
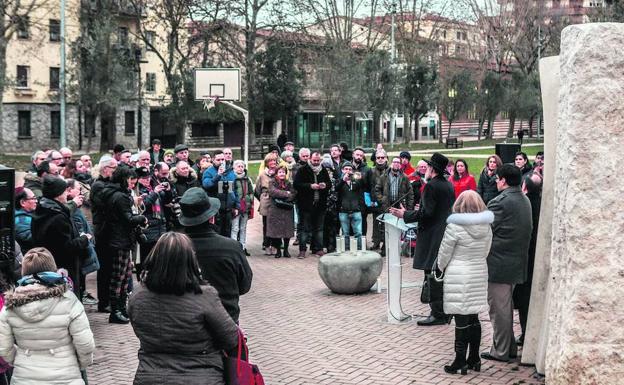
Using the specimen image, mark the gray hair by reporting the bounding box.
[31,150,44,162]
[299,147,310,157]
[417,160,427,167]
[98,154,114,168]
[281,150,293,159]
[233,159,246,169]
[376,149,387,158]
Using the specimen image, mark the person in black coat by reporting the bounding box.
[148,139,165,165]
[293,152,332,258]
[477,155,503,205]
[100,167,147,324]
[32,176,90,288]
[513,172,542,346]
[390,152,455,326]
[180,188,253,323]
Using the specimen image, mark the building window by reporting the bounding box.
[50,67,60,90]
[17,16,29,39]
[118,26,129,47]
[456,31,467,41]
[16,65,29,88]
[145,73,156,92]
[49,19,60,41]
[501,110,509,119]
[191,122,218,137]
[18,111,31,137]
[50,111,61,138]
[145,31,155,51]
[125,111,135,135]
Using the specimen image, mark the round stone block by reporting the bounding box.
[318,251,383,294]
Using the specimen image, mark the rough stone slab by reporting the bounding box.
[522,55,559,372]
[545,23,624,384]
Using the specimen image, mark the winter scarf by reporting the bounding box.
[7,272,69,309]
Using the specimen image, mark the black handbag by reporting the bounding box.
[273,198,294,210]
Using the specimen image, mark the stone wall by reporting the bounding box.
[545,23,624,384]
[114,103,151,151]
[2,103,80,153]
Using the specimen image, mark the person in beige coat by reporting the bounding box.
[436,191,493,375]
[255,153,278,254]
[0,248,95,385]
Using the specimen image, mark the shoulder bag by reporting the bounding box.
[224,329,265,385]
[273,198,294,210]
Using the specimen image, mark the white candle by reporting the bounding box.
[360,236,367,251]
[349,237,357,252]
[336,236,344,253]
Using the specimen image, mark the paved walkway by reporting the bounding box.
[85,215,544,385]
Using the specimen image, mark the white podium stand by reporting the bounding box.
[378,213,417,323]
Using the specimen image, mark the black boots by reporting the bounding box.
[274,247,282,258]
[444,327,469,375]
[109,297,130,324]
[467,322,482,372]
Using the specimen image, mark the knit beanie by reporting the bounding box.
[42,176,67,199]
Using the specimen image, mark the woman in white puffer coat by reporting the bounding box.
[0,248,95,385]
[436,190,493,376]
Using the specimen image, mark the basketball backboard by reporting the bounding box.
[194,68,241,101]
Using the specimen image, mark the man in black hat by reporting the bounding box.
[180,187,253,323]
[174,144,193,165]
[284,141,299,162]
[390,152,455,326]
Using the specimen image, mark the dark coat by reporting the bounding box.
[293,164,331,212]
[168,167,199,197]
[100,183,147,250]
[31,197,90,283]
[486,186,533,284]
[90,176,111,241]
[369,164,389,204]
[137,184,169,243]
[185,226,253,323]
[23,174,43,198]
[336,177,364,213]
[233,175,254,216]
[477,169,500,205]
[267,179,296,239]
[128,284,239,385]
[148,147,166,165]
[404,175,454,270]
[374,169,415,212]
[513,190,541,309]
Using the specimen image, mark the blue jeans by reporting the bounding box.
[339,212,362,238]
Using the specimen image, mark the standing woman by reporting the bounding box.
[0,248,95,384]
[477,155,502,205]
[128,232,238,385]
[450,159,477,199]
[436,190,493,375]
[514,152,533,177]
[231,160,254,256]
[254,153,278,254]
[266,165,296,258]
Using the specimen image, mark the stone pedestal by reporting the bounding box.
[545,23,624,384]
[318,251,383,294]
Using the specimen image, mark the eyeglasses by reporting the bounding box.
[106,165,117,169]
[52,157,62,161]
[63,156,72,159]
[376,156,386,159]
[24,197,37,201]
[139,158,150,161]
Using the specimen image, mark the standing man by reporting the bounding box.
[351,148,371,241]
[148,139,165,165]
[90,155,118,313]
[336,162,365,247]
[330,144,345,178]
[294,151,331,258]
[390,153,454,326]
[369,149,388,250]
[174,144,192,165]
[202,150,239,236]
[137,150,151,169]
[179,187,253,323]
[480,164,532,362]
[80,155,93,172]
[399,151,417,182]
[222,148,233,169]
[284,141,299,162]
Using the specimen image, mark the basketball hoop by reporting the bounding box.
[202,96,219,110]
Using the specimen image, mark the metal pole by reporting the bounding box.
[221,101,249,164]
[389,2,397,145]
[537,24,542,139]
[60,0,67,147]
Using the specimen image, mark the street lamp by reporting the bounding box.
[134,47,148,150]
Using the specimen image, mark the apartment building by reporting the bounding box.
[2,0,169,153]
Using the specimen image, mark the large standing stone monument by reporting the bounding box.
[521,55,559,373]
[544,23,624,384]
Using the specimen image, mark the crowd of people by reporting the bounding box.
[0,136,544,383]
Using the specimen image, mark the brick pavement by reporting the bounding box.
[85,215,545,385]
